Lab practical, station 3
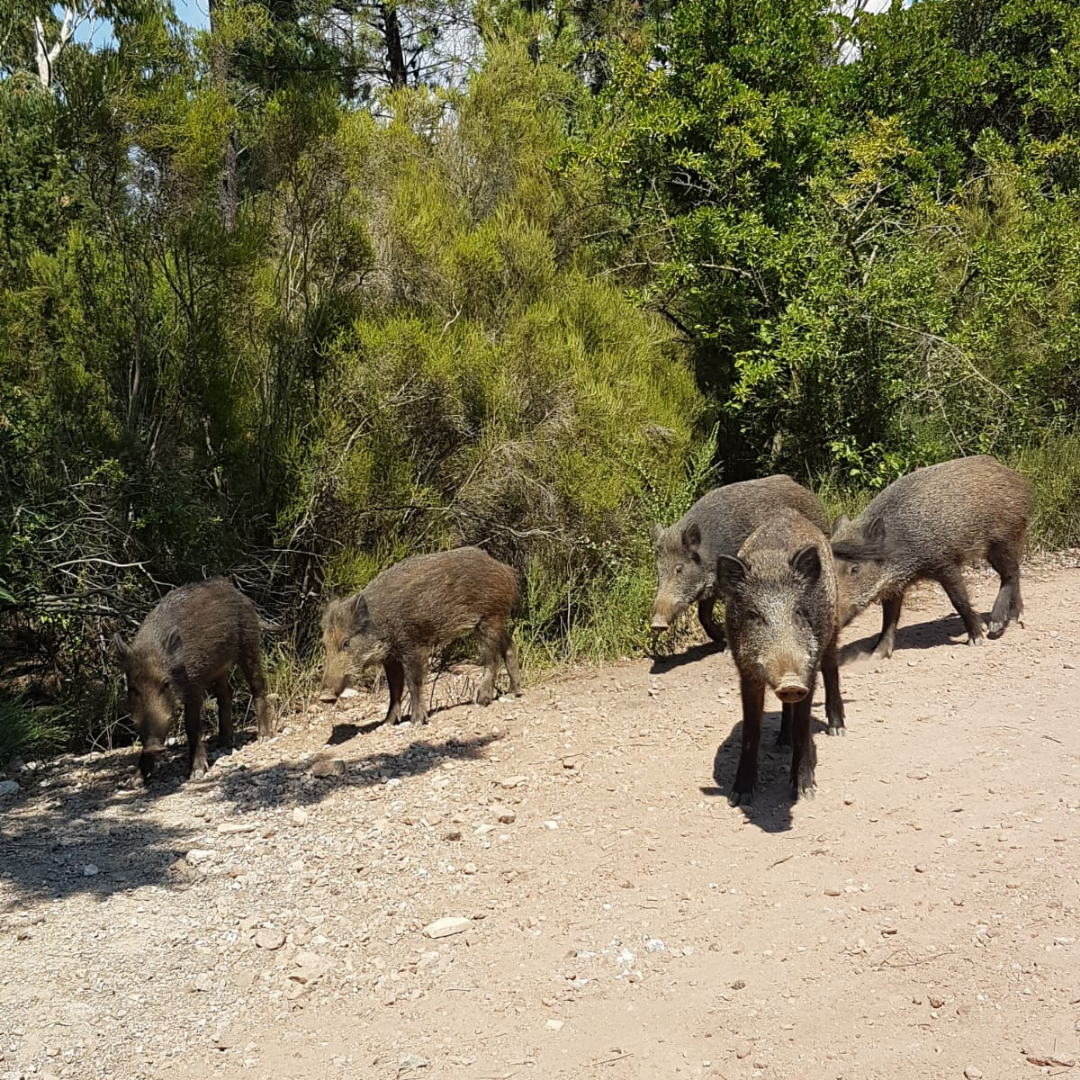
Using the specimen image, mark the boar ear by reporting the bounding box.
[791,545,822,584]
[651,523,664,549]
[830,514,849,537]
[163,626,183,657]
[112,633,131,667]
[352,593,370,627]
[865,517,886,545]
[715,554,747,599]
[682,522,702,555]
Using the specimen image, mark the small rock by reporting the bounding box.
[218,823,257,835]
[423,917,472,939]
[398,1052,429,1072]
[497,776,528,789]
[443,829,463,841]
[462,863,478,875]
[731,979,746,990]
[928,995,945,1009]
[255,927,287,950]
[964,1069,983,1079]
[545,1019,564,1031]
[824,886,842,897]
[310,758,346,778]
[736,1042,752,1059]
[0,779,20,797]
[495,807,516,824]
[187,849,217,865]
[645,938,665,952]
[543,820,559,830]
[193,972,215,993]
[1064,662,1076,670]
[339,687,360,699]
[907,770,929,780]
[291,807,309,826]
[83,864,99,877]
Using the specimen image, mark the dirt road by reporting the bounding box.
[2,564,1080,1080]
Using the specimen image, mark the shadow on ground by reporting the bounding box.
[649,640,725,675]
[838,612,973,665]
[0,726,498,905]
[702,692,838,835]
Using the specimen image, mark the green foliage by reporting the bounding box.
[4,0,1080,757]
[0,696,71,764]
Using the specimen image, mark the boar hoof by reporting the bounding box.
[793,781,817,801]
[775,730,791,748]
[827,722,846,737]
[968,634,984,646]
[728,787,754,808]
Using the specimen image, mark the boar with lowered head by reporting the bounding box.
[651,475,829,646]
[320,546,522,726]
[113,578,274,782]
[716,509,843,806]
[831,455,1034,659]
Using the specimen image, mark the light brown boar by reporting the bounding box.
[320,546,522,725]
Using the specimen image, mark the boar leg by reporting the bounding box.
[871,595,903,659]
[777,702,792,747]
[821,643,846,736]
[404,651,429,725]
[987,542,1022,636]
[383,658,405,725]
[239,648,273,739]
[475,621,500,707]
[697,597,726,647]
[729,679,764,807]
[184,687,209,780]
[789,693,817,801]
[501,629,523,697]
[936,567,984,646]
[212,675,234,752]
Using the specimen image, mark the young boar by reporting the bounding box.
[830,456,1034,659]
[651,475,829,645]
[716,509,843,806]
[113,578,273,782]
[319,546,522,725]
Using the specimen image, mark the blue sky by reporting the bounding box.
[174,0,209,30]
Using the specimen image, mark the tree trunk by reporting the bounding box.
[379,3,408,88]
[209,0,238,231]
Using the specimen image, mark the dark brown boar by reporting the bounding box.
[830,455,1034,659]
[651,475,829,646]
[319,546,522,726]
[113,578,273,782]
[716,509,843,806]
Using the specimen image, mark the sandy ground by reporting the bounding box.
[3,563,1080,1080]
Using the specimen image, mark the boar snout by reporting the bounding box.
[774,677,809,704]
[650,597,680,632]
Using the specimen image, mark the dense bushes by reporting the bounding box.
[2,0,1080,757]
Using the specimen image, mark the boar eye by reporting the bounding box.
[674,565,682,575]
[340,638,350,651]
